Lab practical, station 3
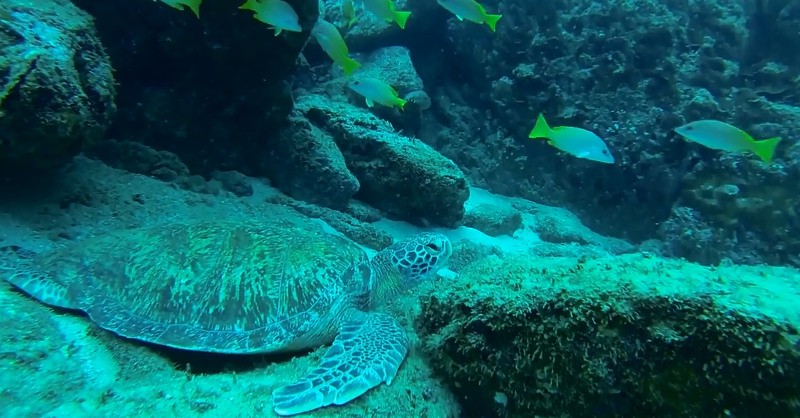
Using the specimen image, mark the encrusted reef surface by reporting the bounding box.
[266,93,470,227]
[409,0,800,266]
[658,151,800,266]
[0,0,115,172]
[416,253,800,417]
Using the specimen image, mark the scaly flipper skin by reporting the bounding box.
[0,245,77,309]
[271,312,409,416]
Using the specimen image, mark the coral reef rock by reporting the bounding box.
[417,253,800,417]
[656,99,800,267]
[463,202,522,237]
[426,0,796,251]
[0,0,115,173]
[294,93,469,227]
[264,111,360,208]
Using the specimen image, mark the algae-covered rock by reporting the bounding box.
[295,94,469,227]
[416,253,800,417]
[660,107,800,267]
[209,170,253,197]
[0,0,115,172]
[265,111,360,208]
[85,140,190,182]
[463,202,522,237]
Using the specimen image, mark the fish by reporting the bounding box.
[239,0,302,35]
[348,78,407,109]
[674,120,782,163]
[436,0,502,32]
[528,114,615,164]
[312,20,361,75]
[341,0,357,29]
[675,119,781,164]
[362,0,412,29]
[159,0,203,18]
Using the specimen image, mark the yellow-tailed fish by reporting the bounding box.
[239,0,302,35]
[362,0,411,29]
[674,120,781,163]
[436,0,502,32]
[349,78,407,109]
[341,0,357,29]
[529,114,614,164]
[312,20,361,75]
[159,0,202,18]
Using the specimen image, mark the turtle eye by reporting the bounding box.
[425,243,440,251]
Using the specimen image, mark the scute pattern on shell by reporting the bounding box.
[34,219,370,353]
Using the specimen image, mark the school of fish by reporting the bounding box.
[156,0,783,165]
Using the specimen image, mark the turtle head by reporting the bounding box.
[369,233,452,308]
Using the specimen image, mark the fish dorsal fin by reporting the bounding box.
[366,98,374,107]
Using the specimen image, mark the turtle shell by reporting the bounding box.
[18,219,371,353]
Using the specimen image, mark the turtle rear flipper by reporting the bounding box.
[0,245,77,310]
[271,312,409,416]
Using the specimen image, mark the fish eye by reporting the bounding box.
[353,81,360,85]
[602,149,609,154]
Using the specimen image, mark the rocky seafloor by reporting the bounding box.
[1,156,798,417]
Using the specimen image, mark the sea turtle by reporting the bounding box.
[0,218,452,416]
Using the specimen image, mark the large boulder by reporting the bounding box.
[71,0,318,175]
[263,111,360,208]
[294,94,469,227]
[0,0,115,173]
[417,253,800,417]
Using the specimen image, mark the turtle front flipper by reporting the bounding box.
[271,312,409,416]
[0,245,77,310]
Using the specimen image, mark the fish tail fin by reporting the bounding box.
[484,13,502,32]
[394,11,411,29]
[529,113,552,139]
[341,57,362,76]
[752,136,782,163]
[183,0,202,18]
[238,0,259,12]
